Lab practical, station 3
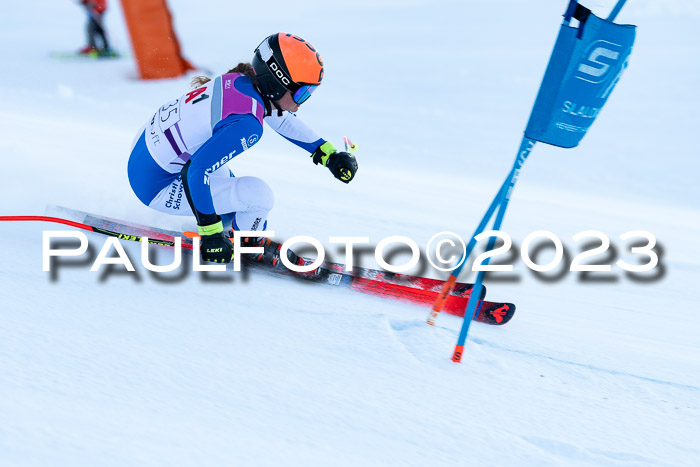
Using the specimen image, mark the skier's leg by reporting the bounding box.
[209,173,283,263]
[145,177,193,216]
[92,14,110,50]
[127,129,192,216]
[209,175,274,233]
[128,130,273,226]
[135,174,275,223]
[207,168,236,229]
[86,17,98,49]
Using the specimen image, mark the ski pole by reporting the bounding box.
[343,136,357,152]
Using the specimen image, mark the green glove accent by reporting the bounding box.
[198,220,224,236]
[311,141,337,167]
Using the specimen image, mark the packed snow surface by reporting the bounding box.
[1,0,699,465]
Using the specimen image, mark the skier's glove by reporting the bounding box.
[198,220,234,263]
[311,142,358,184]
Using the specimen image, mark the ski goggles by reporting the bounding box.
[292,84,318,104]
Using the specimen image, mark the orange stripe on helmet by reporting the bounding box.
[277,33,324,85]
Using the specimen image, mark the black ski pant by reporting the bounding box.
[87,14,110,50]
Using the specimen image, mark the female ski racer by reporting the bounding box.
[127,33,358,263]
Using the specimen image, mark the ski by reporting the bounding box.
[50,50,124,60]
[288,256,514,325]
[294,259,515,325]
[7,206,517,325]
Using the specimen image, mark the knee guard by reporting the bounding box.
[235,176,274,212]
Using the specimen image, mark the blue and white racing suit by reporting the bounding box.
[127,72,325,231]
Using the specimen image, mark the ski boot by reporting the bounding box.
[78,45,99,57]
[235,235,301,268]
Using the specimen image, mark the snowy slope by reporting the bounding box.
[1,0,699,466]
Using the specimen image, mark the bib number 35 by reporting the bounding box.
[158,99,181,132]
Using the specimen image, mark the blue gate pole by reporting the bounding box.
[607,0,627,21]
[427,179,509,325]
[451,136,535,363]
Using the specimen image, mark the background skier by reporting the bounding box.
[78,0,112,56]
